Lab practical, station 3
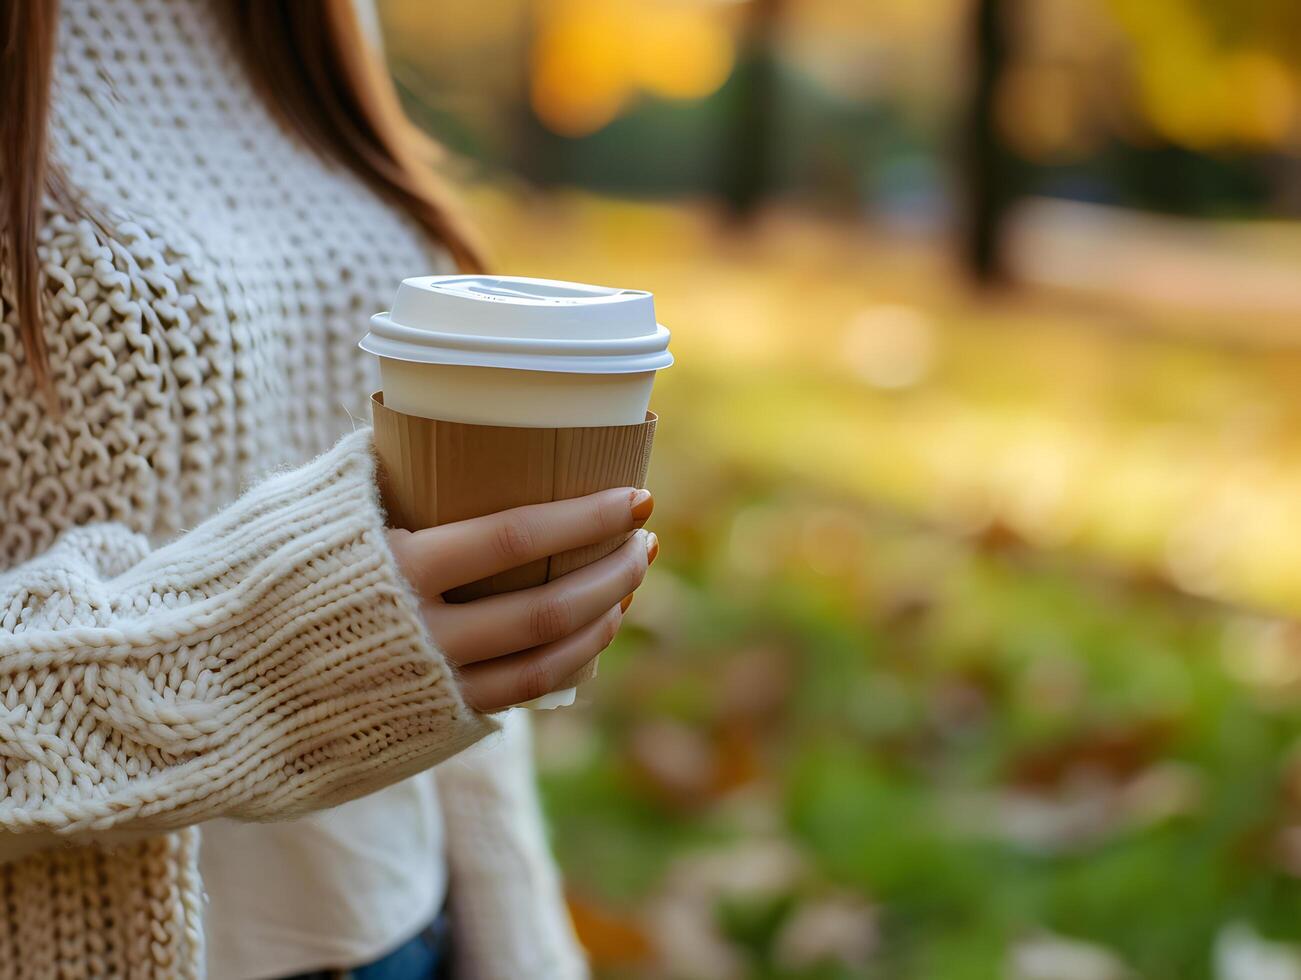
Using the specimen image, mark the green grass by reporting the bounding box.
[538,482,1301,979]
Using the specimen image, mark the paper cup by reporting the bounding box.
[371,393,656,708]
[362,276,671,709]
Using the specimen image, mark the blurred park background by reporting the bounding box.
[376,1,1301,977]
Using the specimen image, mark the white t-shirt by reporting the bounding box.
[200,773,446,980]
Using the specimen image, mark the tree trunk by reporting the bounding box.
[720,0,783,220]
[960,0,1016,284]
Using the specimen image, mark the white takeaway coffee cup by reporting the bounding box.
[360,274,673,428]
[361,275,672,709]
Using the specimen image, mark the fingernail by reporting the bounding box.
[620,593,634,613]
[646,531,659,564]
[630,489,654,524]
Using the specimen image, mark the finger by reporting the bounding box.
[387,528,424,592]
[431,530,650,665]
[458,605,623,712]
[400,487,653,597]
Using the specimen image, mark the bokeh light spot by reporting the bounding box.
[841,305,935,390]
[632,9,735,101]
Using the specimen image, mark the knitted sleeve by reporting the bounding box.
[0,429,497,842]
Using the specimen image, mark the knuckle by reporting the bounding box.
[621,552,646,591]
[517,658,554,704]
[599,609,621,650]
[492,519,535,566]
[528,594,572,644]
[592,494,619,537]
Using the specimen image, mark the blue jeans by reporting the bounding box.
[281,911,451,980]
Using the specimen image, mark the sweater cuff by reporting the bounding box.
[91,428,497,831]
[224,428,500,821]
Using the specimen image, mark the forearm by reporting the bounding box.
[0,430,497,840]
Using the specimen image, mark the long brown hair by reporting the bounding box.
[1,0,485,399]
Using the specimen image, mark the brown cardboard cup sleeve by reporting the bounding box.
[370,391,656,689]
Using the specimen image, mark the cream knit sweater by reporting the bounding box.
[0,0,586,976]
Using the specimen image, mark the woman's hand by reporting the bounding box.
[387,488,658,711]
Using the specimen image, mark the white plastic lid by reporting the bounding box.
[360,275,673,375]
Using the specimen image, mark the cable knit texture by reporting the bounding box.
[0,431,492,841]
[0,0,586,976]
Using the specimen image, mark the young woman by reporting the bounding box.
[0,1,654,977]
